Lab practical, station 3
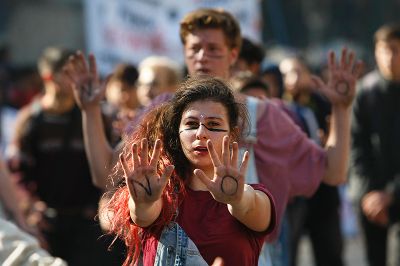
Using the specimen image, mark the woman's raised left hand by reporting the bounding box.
[194,135,249,205]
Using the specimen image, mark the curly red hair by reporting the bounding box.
[102,104,186,265]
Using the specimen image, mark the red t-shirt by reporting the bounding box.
[142,184,276,266]
[135,94,327,243]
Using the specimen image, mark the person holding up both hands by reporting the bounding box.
[103,77,276,266]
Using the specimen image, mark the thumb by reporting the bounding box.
[310,75,332,99]
[93,80,107,101]
[212,257,224,266]
[194,169,212,189]
[310,75,325,90]
[160,165,175,187]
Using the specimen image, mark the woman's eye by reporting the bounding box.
[186,121,199,128]
[208,122,220,127]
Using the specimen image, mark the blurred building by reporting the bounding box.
[1,0,400,69]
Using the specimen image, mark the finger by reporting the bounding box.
[67,58,82,85]
[239,151,249,178]
[222,135,230,166]
[363,203,378,218]
[64,55,73,70]
[77,50,89,73]
[376,210,389,226]
[328,50,337,73]
[207,140,222,167]
[149,139,162,168]
[212,257,224,266]
[68,54,77,71]
[92,81,107,102]
[88,53,98,81]
[62,67,78,85]
[345,50,355,72]
[131,143,140,170]
[194,169,213,189]
[231,142,239,169]
[140,138,149,165]
[62,63,72,76]
[310,75,330,97]
[371,208,384,220]
[64,62,82,85]
[361,198,373,213]
[121,154,139,199]
[361,204,370,216]
[352,60,364,79]
[70,52,82,75]
[119,153,129,178]
[75,51,87,73]
[339,47,348,70]
[160,165,175,186]
[62,75,74,91]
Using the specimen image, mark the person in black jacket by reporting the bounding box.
[350,23,400,266]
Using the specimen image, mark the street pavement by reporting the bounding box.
[298,233,367,266]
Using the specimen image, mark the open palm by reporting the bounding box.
[120,138,174,204]
[194,136,249,205]
[63,51,105,110]
[312,48,363,108]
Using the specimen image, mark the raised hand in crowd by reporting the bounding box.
[63,51,104,111]
[62,52,113,189]
[311,48,363,185]
[312,48,363,108]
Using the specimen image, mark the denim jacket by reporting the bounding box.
[153,222,207,266]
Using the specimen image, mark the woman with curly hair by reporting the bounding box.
[103,76,275,266]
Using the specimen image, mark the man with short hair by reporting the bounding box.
[350,23,400,266]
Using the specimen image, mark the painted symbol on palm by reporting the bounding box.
[120,139,174,204]
[193,136,249,205]
[220,175,239,195]
[335,81,350,96]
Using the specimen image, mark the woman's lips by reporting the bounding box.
[193,146,208,155]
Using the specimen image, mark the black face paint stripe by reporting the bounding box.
[179,123,228,134]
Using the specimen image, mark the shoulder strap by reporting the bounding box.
[241,96,259,184]
[245,96,258,143]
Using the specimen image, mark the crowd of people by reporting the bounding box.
[0,7,399,266]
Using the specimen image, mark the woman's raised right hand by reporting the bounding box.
[120,138,174,205]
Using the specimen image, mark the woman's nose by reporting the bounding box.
[196,124,209,139]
